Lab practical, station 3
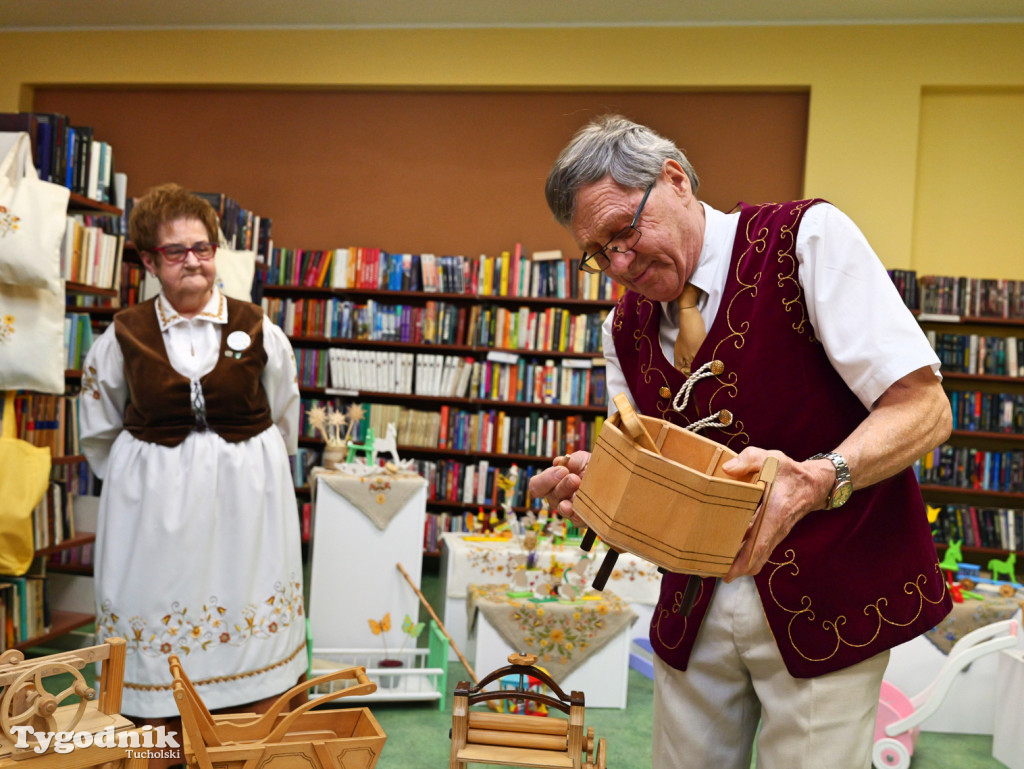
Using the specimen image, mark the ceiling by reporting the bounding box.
[2,0,1023,31]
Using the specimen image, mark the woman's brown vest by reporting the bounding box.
[114,295,274,447]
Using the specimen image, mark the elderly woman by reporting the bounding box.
[80,183,306,727]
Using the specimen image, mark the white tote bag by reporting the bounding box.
[0,281,66,394]
[0,131,69,292]
[214,228,256,301]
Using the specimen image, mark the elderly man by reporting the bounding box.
[529,115,952,769]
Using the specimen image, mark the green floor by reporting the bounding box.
[359,569,1008,769]
[32,567,1010,769]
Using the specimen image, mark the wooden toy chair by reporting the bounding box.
[169,655,387,769]
[450,653,606,769]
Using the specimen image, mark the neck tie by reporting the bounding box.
[673,283,706,376]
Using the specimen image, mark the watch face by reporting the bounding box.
[832,481,853,508]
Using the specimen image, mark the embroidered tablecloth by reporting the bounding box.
[924,590,1023,654]
[310,467,426,530]
[467,583,638,682]
[441,532,661,605]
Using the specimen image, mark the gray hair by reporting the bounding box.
[545,114,700,227]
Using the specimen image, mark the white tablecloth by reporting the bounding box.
[440,532,662,605]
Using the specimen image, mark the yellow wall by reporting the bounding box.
[1,23,1022,276]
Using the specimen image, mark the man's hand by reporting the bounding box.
[527,450,592,527]
[719,447,831,581]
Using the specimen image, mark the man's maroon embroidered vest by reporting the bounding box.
[611,200,950,678]
[115,296,274,447]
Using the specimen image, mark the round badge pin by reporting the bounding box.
[226,330,251,352]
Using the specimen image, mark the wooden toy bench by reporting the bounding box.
[450,653,606,769]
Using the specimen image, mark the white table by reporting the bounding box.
[439,532,660,663]
[308,472,427,650]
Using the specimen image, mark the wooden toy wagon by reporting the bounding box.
[170,656,386,769]
[573,395,777,603]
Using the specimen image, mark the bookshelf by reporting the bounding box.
[905,275,1024,569]
[264,246,621,555]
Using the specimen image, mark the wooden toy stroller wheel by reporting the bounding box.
[959,577,976,591]
[1,663,93,742]
[871,737,910,769]
[999,583,1016,598]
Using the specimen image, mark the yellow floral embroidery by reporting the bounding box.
[96,575,304,658]
[0,313,14,344]
[0,206,19,237]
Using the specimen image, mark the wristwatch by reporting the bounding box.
[809,452,852,510]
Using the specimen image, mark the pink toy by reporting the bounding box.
[872,619,1018,769]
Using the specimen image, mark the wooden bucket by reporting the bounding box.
[573,401,776,578]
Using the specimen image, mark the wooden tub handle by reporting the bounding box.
[612,393,660,454]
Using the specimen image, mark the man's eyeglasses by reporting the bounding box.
[150,242,218,264]
[579,180,655,274]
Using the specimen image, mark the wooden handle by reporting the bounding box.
[613,393,660,454]
[580,529,597,552]
[746,456,779,546]
[677,576,702,616]
[592,549,619,591]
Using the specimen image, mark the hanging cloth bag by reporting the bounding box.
[0,131,69,292]
[0,391,51,576]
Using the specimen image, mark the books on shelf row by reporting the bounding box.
[264,295,608,354]
[0,563,50,651]
[932,504,1023,552]
[62,214,125,290]
[31,480,77,553]
[297,398,602,461]
[193,191,272,260]
[927,331,1023,377]
[917,274,1024,319]
[11,393,79,458]
[290,446,321,489]
[888,269,919,310]
[407,458,543,511]
[302,346,607,408]
[263,244,625,302]
[423,512,471,554]
[916,444,1024,494]
[948,390,1024,434]
[65,313,95,370]
[0,112,116,202]
[437,405,603,457]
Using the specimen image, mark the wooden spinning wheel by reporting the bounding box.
[0,656,94,741]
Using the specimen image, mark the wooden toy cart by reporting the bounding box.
[1,637,146,769]
[574,395,777,605]
[170,655,387,769]
[450,653,606,769]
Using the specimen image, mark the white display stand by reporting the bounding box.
[440,532,659,663]
[470,603,633,709]
[883,604,1024,734]
[308,474,426,650]
[993,648,1024,769]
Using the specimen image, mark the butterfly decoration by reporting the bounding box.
[402,614,425,639]
[368,613,393,656]
[368,613,392,636]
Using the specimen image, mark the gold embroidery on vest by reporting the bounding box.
[773,202,816,341]
[651,580,706,650]
[764,549,949,662]
[630,297,674,419]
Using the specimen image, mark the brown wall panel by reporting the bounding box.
[34,88,807,257]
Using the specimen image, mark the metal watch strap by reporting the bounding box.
[809,451,851,509]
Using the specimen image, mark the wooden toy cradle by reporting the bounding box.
[574,394,777,585]
[169,655,386,769]
[0,637,145,769]
[450,653,606,769]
